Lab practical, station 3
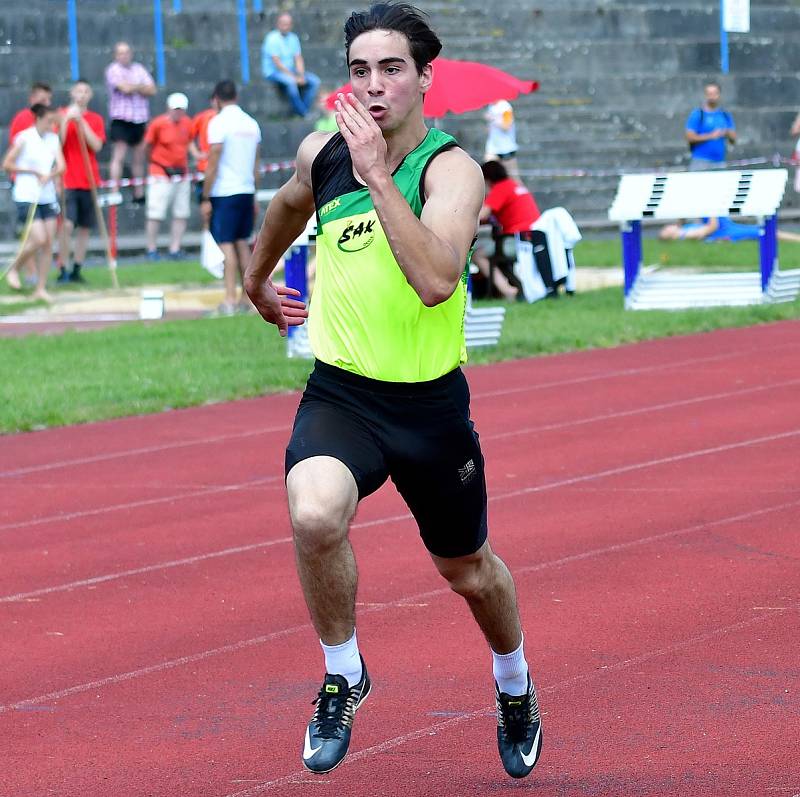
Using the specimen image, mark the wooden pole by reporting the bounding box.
[75,116,119,289]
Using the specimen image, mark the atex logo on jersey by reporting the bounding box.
[337,217,377,252]
[319,198,341,217]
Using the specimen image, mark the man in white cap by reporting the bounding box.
[143,91,193,259]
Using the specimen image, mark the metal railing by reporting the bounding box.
[64,0,265,86]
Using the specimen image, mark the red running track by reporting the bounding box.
[2,321,800,797]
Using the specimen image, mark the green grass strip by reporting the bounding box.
[3,286,799,433]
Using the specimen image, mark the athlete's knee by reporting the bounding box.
[290,497,349,551]
[287,457,357,549]
[435,544,496,600]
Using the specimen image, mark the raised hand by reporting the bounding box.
[334,93,388,183]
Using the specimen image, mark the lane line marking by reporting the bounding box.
[471,343,800,401]
[0,425,291,479]
[222,604,798,795]
[483,378,800,441]
[0,475,281,533]
[3,497,798,712]
[0,537,294,603]
[3,430,799,597]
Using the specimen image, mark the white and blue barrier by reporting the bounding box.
[608,169,793,310]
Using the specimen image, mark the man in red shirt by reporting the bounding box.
[9,82,53,144]
[57,79,106,283]
[472,160,541,299]
[144,93,193,259]
[189,99,218,204]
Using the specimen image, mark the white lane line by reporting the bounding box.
[0,425,291,479]
[493,428,800,505]
[4,428,799,596]
[222,604,796,795]
[353,428,800,531]
[0,475,281,533]
[3,497,798,713]
[0,536,293,604]
[0,623,310,715]
[483,378,800,441]
[3,342,789,479]
[4,377,796,530]
[471,343,800,401]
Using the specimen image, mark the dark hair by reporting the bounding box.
[212,80,238,102]
[74,77,91,87]
[30,103,54,119]
[481,160,508,183]
[705,80,721,91]
[344,3,442,74]
[31,81,52,94]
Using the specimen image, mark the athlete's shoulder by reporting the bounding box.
[426,146,482,186]
[295,130,338,187]
[297,131,340,172]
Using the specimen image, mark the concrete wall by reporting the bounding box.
[1,0,799,236]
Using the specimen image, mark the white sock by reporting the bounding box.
[320,630,363,688]
[492,637,529,697]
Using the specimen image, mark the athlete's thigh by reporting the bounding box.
[285,386,389,502]
[389,374,488,559]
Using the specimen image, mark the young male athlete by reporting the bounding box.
[245,2,542,780]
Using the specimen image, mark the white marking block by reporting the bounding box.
[139,289,165,320]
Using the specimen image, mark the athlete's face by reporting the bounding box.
[347,30,431,132]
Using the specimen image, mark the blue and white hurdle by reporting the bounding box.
[608,169,797,310]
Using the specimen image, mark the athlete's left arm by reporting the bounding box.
[336,95,483,307]
[372,149,483,307]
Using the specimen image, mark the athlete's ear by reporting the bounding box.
[419,62,433,95]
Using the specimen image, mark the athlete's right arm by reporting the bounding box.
[1,140,24,175]
[244,131,331,335]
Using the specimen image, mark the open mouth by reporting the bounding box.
[368,104,387,117]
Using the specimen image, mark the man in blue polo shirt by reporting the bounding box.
[685,82,736,170]
[261,12,320,118]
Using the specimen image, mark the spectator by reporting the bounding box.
[7,82,54,286]
[143,93,193,260]
[685,81,736,170]
[484,99,520,180]
[190,96,218,204]
[2,104,65,302]
[659,217,800,243]
[200,80,261,314]
[472,160,541,300]
[791,111,800,194]
[57,79,106,284]
[261,12,320,117]
[9,82,53,144]
[105,41,156,205]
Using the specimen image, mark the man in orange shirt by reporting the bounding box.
[144,92,193,259]
[189,98,218,204]
[57,79,106,283]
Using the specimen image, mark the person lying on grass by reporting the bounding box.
[660,217,800,243]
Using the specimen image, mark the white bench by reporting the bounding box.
[607,169,792,309]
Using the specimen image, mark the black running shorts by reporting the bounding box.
[285,360,488,559]
[66,189,96,229]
